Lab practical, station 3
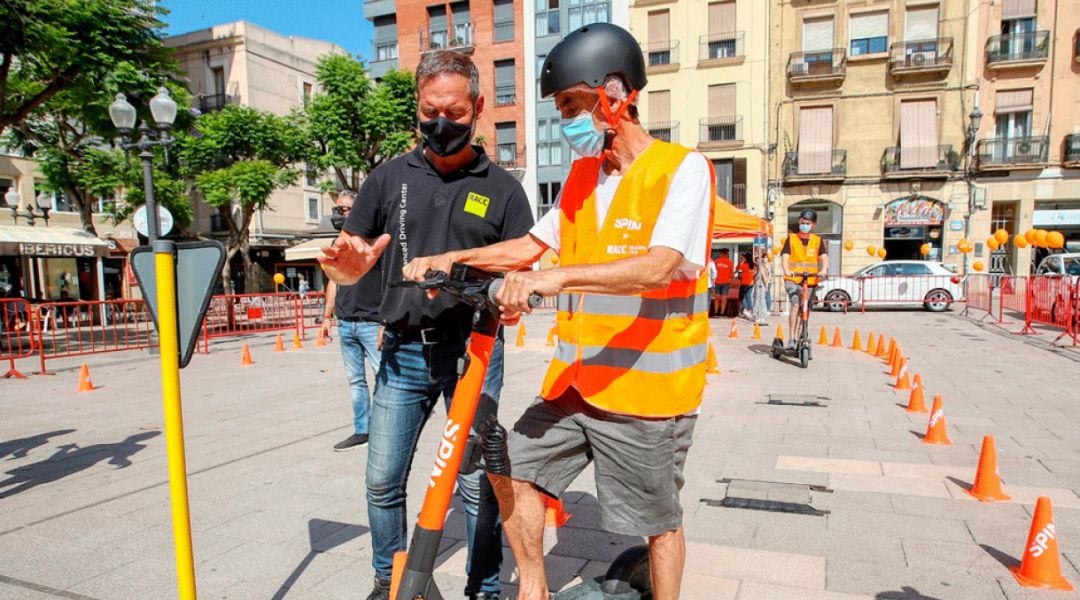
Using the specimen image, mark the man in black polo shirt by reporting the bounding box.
[321,191,384,451]
[319,51,532,600]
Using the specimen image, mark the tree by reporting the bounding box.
[178,105,303,293]
[298,54,416,192]
[0,0,172,136]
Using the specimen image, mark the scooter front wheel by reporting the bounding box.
[601,544,652,599]
[771,337,784,359]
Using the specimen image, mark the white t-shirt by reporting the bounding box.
[530,151,712,277]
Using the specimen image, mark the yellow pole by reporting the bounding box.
[155,247,197,599]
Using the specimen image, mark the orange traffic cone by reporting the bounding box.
[546,326,556,347]
[775,323,784,341]
[885,338,897,362]
[864,332,876,355]
[516,323,527,347]
[889,355,904,378]
[831,327,842,348]
[913,373,923,389]
[542,495,573,553]
[895,371,912,391]
[850,329,863,351]
[874,336,887,358]
[728,319,739,338]
[923,395,952,445]
[76,363,94,392]
[906,384,927,413]
[292,331,303,349]
[966,435,1011,502]
[275,334,285,352]
[752,322,761,340]
[1010,497,1074,591]
[241,344,254,366]
[706,342,721,374]
[818,325,828,345]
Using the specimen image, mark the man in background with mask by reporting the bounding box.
[402,24,714,600]
[318,50,532,600]
[320,190,384,452]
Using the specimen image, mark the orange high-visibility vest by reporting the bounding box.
[784,234,823,286]
[540,141,714,417]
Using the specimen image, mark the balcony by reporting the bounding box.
[421,24,474,54]
[783,150,847,183]
[495,143,525,172]
[975,136,1049,170]
[698,116,742,149]
[646,121,679,144]
[719,184,746,209]
[198,93,234,113]
[494,85,516,106]
[889,38,952,78]
[985,31,1050,70]
[787,49,846,84]
[643,40,679,74]
[881,145,958,178]
[698,32,744,66]
[1064,134,1080,167]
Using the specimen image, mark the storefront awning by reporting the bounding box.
[0,225,110,258]
[284,237,334,262]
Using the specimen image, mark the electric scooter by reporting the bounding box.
[388,264,652,600]
[771,272,818,369]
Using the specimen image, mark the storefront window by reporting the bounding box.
[882,196,945,261]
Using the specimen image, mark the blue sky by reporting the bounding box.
[162,0,374,60]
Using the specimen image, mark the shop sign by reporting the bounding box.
[1033,209,1080,227]
[884,198,945,226]
[17,242,99,257]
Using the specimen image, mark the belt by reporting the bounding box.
[339,316,376,323]
[385,326,466,346]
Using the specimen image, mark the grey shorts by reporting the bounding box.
[785,281,818,305]
[506,389,697,537]
[714,283,730,296]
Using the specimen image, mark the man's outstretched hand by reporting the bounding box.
[317,233,391,286]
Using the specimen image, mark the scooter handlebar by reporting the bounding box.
[487,278,544,309]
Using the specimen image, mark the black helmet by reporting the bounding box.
[798,208,818,222]
[539,23,647,98]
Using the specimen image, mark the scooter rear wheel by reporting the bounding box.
[771,337,783,359]
[601,544,652,599]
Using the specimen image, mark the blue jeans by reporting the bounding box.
[367,330,504,595]
[338,320,383,435]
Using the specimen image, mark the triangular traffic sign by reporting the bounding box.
[130,241,225,368]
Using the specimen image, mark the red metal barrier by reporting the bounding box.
[998,275,1028,324]
[962,274,993,319]
[1027,275,1078,346]
[34,299,156,374]
[201,292,303,350]
[1,298,36,378]
[297,292,326,339]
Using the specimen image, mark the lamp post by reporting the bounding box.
[110,86,197,600]
[962,98,984,275]
[109,87,177,242]
[4,189,52,226]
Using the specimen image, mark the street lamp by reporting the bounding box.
[962,97,985,275]
[4,188,51,226]
[110,86,177,242]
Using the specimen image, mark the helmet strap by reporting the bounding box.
[596,86,639,152]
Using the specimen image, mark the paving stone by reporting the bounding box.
[827,509,970,543]
[735,581,873,600]
[683,541,826,590]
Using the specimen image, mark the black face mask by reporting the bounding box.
[330,214,346,231]
[419,116,473,157]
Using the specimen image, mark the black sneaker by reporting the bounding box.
[468,593,501,600]
[333,433,369,451]
[365,576,390,600]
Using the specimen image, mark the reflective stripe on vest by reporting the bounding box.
[784,234,822,286]
[540,141,715,418]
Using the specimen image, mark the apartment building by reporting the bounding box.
[628,0,770,223]
[166,21,345,291]
[366,0,528,183]
[968,0,1080,274]
[769,0,974,274]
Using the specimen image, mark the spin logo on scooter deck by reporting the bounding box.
[429,420,462,487]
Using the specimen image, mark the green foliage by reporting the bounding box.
[193,160,299,211]
[298,54,417,191]
[0,0,174,135]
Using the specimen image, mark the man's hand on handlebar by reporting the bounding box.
[403,254,456,299]
[497,269,562,314]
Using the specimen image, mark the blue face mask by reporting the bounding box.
[560,101,604,158]
[799,223,813,233]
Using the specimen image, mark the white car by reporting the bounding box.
[817,260,963,312]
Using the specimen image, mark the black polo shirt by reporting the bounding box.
[345,145,533,333]
[334,266,382,322]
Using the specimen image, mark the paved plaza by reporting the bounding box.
[1,307,1079,599]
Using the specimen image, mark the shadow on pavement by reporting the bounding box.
[945,476,973,493]
[0,428,76,461]
[874,586,944,599]
[0,430,159,499]
[979,543,1020,570]
[271,518,369,600]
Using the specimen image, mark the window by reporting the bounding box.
[803,16,834,52]
[429,5,449,48]
[904,5,938,42]
[496,122,517,166]
[568,0,609,31]
[211,67,226,95]
[537,117,563,166]
[706,2,738,58]
[536,54,546,96]
[374,16,399,61]
[494,59,516,106]
[302,82,313,106]
[898,99,939,168]
[894,263,932,275]
[451,2,472,46]
[305,165,319,188]
[646,11,672,66]
[711,158,746,208]
[536,0,560,37]
[849,11,888,56]
[797,106,834,174]
[307,197,320,222]
[994,89,1033,139]
[493,0,514,42]
[537,181,562,219]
